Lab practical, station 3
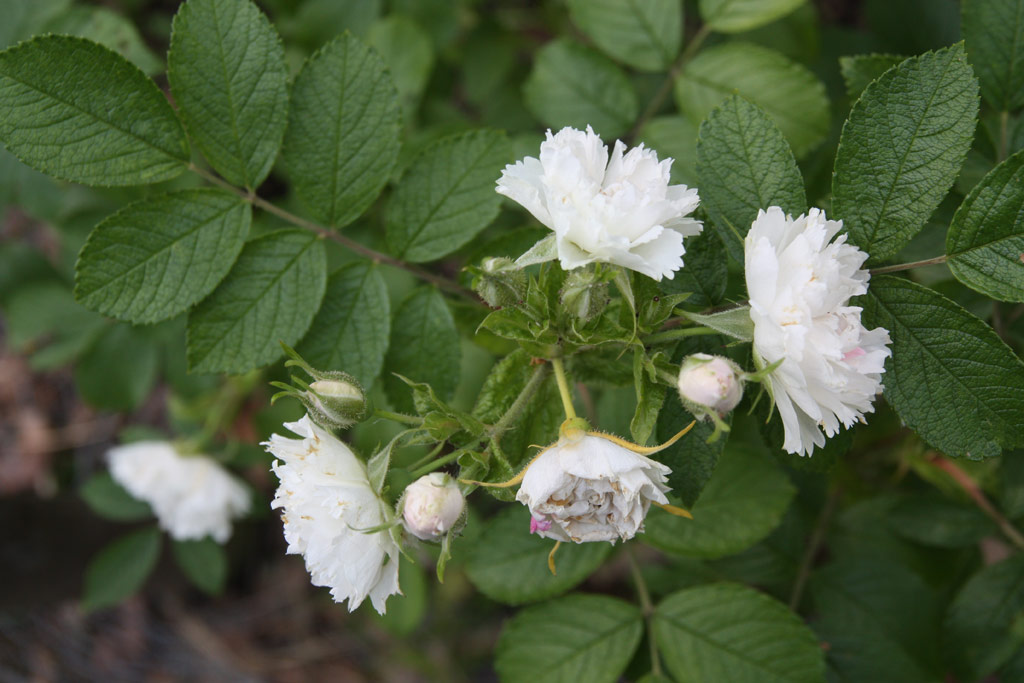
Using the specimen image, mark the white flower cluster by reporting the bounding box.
[498,127,891,460]
[264,416,401,614]
[745,207,892,456]
[496,125,701,281]
[108,441,250,543]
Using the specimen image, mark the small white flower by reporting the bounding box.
[400,472,465,541]
[516,426,675,544]
[745,207,892,456]
[677,353,743,416]
[107,441,250,543]
[264,415,401,614]
[496,125,701,281]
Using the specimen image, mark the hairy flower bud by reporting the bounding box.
[560,268,609,322]
[400,473,466,540]
[677,353,743,416]
[470,256,527,308]
[271,345,370,430]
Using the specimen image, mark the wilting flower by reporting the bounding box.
[496,125,701,280]
[400,472,466,541]
[487,419,693,545]
[107,441,250,543]
[745,207,892,456]
[677,353,744,417]
[264,415,401,614]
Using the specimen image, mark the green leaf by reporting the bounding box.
[653,583,825,682]
[838,53,904,100]
[695,95,806,260]
[168,0,288,189]
[947,150,1024,302]
[82,527,161,612]
[282,33,401,228]
[383,287,460,413]
[660,229,727,307]
[75,189,250,324]
[862,276,1024,459]
[367,15,434,117]
[187,230,327,374]
[566,0,681,71]
[887,494,996,547]
[473,350,563,477]
[655,388,729,508]
[80,472,151,522]
[831,44,979,261]
[631,350,666,445]
[524,38,639,139]
[297,262,389,388]
[171,538,228,595]
[637,115,699,186]
[683,306,754,342]
[945,553,1024,680]
[644,444,795,558]
[495,594,643,683]
[674,43,829,158]
[45,6,163,75]
[0,36,188,186]
[699,0,806,33]
[386,130,510,263]
[75,323,160,411]
[465,506,612,606]
[0,0,71,50]
[963,0,1024,110]
[810,557,942,682]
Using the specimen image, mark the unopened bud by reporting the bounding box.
[561,269,609,322]
[677,353,743,416]
[271,345,370,430]
[305,375,368,428]
[400,473,466,540]
[470,257,526,308]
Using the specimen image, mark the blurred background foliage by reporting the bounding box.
[3,0,1024,681]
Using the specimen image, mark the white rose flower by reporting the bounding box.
[264,415,401,614]
[107,441,250,543]
[515,424,680,544]
[745,207,892,456]
[400,472,465,541]
[496,125,702,281]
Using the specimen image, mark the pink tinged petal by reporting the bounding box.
[530,516,552,534]
[843,347,866,362]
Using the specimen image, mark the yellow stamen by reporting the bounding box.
[547,541,562,575]
[655,502,694,519]
[590,420,696,455]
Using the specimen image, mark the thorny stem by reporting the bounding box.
[644,325,721,345]
[927,453,1024,550]
[626,546,662,677]
[410,363,549,477]
[627,24,712,141]
[869,255,948,275]
[551,357,577,420]
[409,449,463,478]
[789,486,843,611]
[489,363,551,438]
[374,409,422,426]
[187,164,480,302]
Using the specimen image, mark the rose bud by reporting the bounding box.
[677,353,743,416]
[400,473,466,541]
